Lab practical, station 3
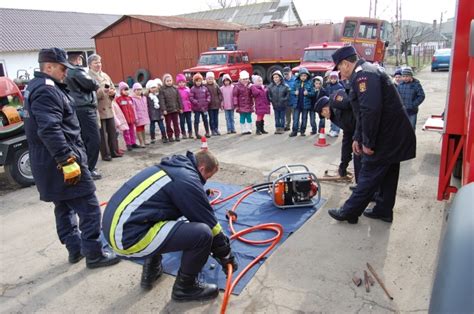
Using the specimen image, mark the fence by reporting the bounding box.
[411,46,436,70]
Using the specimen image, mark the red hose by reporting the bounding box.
[210,187,284,314]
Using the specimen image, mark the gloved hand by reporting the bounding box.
[211,232,238,275]
[58,156,81,185]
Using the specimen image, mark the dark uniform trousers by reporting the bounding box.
[342,162,400,218]
[53,193,103,258]
[340,129,361,182]
[76,109,101,171]
[154,222,213,275]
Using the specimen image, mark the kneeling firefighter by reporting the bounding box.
[102,150,238,301]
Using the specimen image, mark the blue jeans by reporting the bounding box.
[274,108,286,128]
[53,193,103,259]
[309,111,325,133]
[208,109,219,131]
[150,119,166,139]
[408,114,417,129]
[292,108,308,133]
[179,111,192,135]
[330,122,341,134]
[224,110,235,132]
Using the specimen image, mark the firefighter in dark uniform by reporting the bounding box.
[327,46,416,224]
[102,150,238,302]
[314,90,361,182]
[23,48,120,268]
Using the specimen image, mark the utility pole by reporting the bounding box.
[369,0,372,18]
[374,0,378,18]
[395,0,400,66]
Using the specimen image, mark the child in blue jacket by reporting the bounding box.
[325,71,344,137]
[289,67,315,137]
[397,67,425,130]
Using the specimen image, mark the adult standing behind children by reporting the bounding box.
[146,79,168,143]
[251,75,270,135]
[233,70,254,135]
[23,48,120,268]
[190,73,211,138]
[159,74,183,142]
[220,74,236,134]
[283,67,296,131]
[267,70,289,134]
[397,67,425,129]
[65,52,102,180]
[97,85,122,160]
[176,74,193,139]
[290,67,314,137]
[206,72,223,136]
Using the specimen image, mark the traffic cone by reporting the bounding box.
[201,136,208,150]
[314,127,330,147]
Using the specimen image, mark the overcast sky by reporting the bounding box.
[0,0,456,24]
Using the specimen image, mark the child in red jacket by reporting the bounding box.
[115,82,138,150]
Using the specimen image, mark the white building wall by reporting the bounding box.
[0,51,39,80]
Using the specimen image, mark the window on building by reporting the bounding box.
[343,21,357,38]
[358,23,378,39]
[218,31,236,46]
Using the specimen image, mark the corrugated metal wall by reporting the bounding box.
[94,17,219,83]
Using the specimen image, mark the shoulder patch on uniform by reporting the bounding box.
[355,66,363,73]
[358,81,367,93]
[45,79,55,86]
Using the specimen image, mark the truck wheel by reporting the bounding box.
[266,65,284,83]
[5,147,34,187]
[134,68,150,86]
[252,65,266,82]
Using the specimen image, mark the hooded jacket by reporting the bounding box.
[220,74,234,110]
[190,85,211,112]
[206,82,223,110]
[290,68,315,110]
[251,84,270,115]
[233,81,254,113]
[396,79,425,114]
[267,70,289,110]
[177,86,192,112]
[102,151,223,259]
[159,85,182,114]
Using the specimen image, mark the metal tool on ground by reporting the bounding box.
[367,262,394,300]
[266,164,321,209]
[319,169,354,183]
[364,270,370,292]
[314,127,330,147]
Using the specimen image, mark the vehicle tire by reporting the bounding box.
[0,121,24,140]
[4,147,35,187]
[134,68,150,86]
[252,65,266,82]
[266,65,284,83]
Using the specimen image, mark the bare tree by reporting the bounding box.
[211,0,259,9]
[400,23,429,66]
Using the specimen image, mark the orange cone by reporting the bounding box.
[201,136,208,150]
[314,127,330,147]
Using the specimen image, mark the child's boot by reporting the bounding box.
[261,120,268,134]
[256,121,262,135]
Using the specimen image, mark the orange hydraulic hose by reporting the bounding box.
[211,187,284,314]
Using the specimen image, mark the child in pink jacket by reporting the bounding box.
[220,74,236,134]
[176,73,193,139]
[131,82,150,147]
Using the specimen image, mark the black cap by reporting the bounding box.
[282,66,291,74]
[329,89,349,108]
[331,46,357,71]
[314,96,330,114]
[38,48,74,69]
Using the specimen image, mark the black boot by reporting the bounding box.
[261,120,268,134]
[204,124,211,138]
[194,124,202,139]
[140,254,163,290]
[171,271,219,302]
[256,121,262,135]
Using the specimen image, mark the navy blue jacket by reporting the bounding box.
[329,90,356,132]
[65,66,99,110]
[325,81,345,97]
[284,75,297,107]
[290,78,315,110]
[102,151,221,257]
[396,79,425,115]
[310,88,328,112]
[23,71,95,202]
[349,60,416,165]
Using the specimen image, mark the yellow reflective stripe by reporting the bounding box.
[113,220,168,255]
[212,223,222,237]
[109,170,167,251]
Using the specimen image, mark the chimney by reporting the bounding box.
[433,19,437,29]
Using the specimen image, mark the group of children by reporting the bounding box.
[107,67,356,151]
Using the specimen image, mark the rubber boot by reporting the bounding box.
[194,124,202,140]
[261,120,268,134]
[247,122,252,134]
[171,271,219,302]
[140,254,163,290]
[256,121,262,135]
[204,123,211,138]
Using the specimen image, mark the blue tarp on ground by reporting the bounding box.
[129,182,326,295]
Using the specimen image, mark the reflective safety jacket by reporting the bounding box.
[102,151,222,259]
